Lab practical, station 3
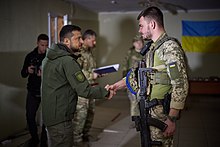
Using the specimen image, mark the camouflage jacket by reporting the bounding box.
[77,47,96,84]
[146,33,189,110]
[122,48,143,77]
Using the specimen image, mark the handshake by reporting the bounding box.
[104,78,127,99]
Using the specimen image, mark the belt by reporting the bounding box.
[149,72,171,85]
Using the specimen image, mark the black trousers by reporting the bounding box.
[26,91,47,146]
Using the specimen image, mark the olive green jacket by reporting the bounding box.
[41,43,108,127]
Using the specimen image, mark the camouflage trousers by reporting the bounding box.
[127,91,140,116]
[72,97,95,143]
[150,105,173,147]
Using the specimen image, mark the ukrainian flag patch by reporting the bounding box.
[167,62,179,80]
[169,62,176,68]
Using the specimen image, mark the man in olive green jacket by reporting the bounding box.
[41,25,113,147]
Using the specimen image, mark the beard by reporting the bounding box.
[144,33,152,40]
[69,45,80,54]
[142,26,152,40]
[141,33,151,40]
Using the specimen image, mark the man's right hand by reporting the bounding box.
[28,65,35,74]
[105,78,127,95]
[105,88,116,99]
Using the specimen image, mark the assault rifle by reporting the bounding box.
[132,60,168,147]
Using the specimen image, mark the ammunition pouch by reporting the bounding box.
[126,67,171,95]
[149,72,171,85]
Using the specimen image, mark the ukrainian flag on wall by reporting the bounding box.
[182,20,220,53]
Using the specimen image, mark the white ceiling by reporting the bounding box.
[67,0,220,13]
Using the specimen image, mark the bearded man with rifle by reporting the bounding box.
[106,6,188,147]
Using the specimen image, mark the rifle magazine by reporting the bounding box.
[148,117,168,132]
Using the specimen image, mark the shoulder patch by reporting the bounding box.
[74,71,85,82]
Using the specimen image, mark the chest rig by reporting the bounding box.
[126,34,181,100]
[147,34,182,100]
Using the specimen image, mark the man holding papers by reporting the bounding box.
[73,29,101,146]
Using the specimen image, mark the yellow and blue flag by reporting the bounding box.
[182,20,220,53]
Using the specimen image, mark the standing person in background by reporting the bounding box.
[41,25,114,147]
[21,34,49,147]
[106,6,188,147]
[121,36,144,126]
[73,29,100,147]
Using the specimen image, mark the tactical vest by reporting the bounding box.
[146,34,181,100]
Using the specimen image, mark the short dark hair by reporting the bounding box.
[59,25,81,42]
[37,34,49,41]
[137,6,164,28]
[82,29,97,40]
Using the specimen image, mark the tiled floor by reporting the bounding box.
[1,91,220,147]
[90,92,220,147]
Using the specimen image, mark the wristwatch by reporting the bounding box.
[167,115,177,123]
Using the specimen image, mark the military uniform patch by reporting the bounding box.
[167,62,180,80]
[74,71,85,82]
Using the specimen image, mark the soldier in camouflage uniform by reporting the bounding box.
[106,6,188,147]
[72,29,99,146]
[122,36,144,117]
